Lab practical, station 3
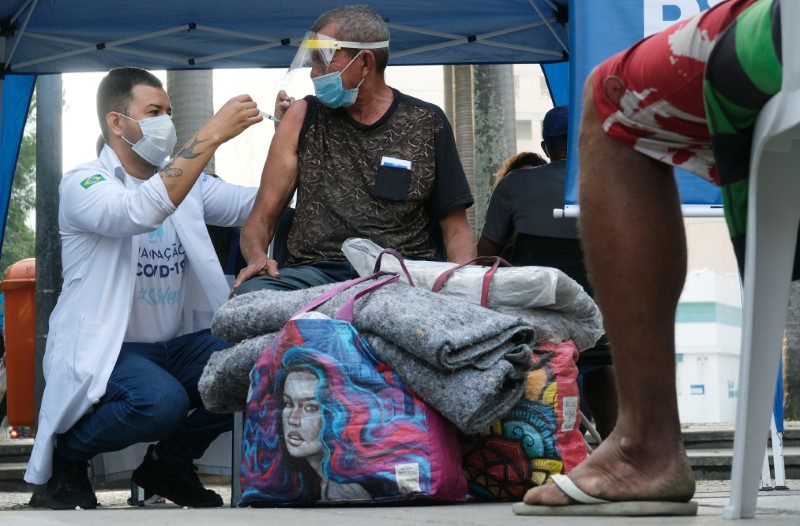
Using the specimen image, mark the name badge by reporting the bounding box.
[380,156,412,170]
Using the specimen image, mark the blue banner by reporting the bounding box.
[565,0,724,206]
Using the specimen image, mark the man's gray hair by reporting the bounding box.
[312,5,390,73]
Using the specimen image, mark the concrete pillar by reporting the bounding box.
[166,70,215,173]
[34,74,62,418]
[472,64,517,231]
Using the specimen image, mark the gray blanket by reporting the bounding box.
[199,330,528,434]
[206,280,535,433]
[212,280,534,372]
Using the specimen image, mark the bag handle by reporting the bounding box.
[372,248,415,286]
[336,273,400,322]
[294,271,395,317]
[431,256,511,308]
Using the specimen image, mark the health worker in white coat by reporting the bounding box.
[25,67,261,510]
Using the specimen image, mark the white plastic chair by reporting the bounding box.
[724,0,800,518]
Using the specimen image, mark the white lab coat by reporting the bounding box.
[24,145,256,484]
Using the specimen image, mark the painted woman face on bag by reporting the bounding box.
[282,370,323,458]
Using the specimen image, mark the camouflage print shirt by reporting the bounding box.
[286,89,473,267]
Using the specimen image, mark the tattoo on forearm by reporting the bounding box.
[173,134,207,160]
[162,164,183,179]
[160,133,208,180]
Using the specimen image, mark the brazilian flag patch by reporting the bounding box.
[80,174,106,189]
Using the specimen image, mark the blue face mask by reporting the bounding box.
[312,51,365,109]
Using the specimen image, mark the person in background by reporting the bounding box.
[493,151,547,189]
[478,105,618,439]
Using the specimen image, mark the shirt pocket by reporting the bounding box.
[371,165,413,202]
[71,316,110,382]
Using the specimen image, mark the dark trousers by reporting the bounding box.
[57,329,232,464]
[231,260,358,296]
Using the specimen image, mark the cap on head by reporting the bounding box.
[542,105,568,150]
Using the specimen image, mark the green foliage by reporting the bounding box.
[0,94,37,274]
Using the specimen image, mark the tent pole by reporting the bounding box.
[553,205,726,219]
[34,73,62,420]
[528,0,569,53]
[4,0,37,67]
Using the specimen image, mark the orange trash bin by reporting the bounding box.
[1,258,36,426]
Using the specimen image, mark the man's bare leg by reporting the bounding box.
[524,74,695,505]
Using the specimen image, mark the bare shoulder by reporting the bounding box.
[277,99,308,133]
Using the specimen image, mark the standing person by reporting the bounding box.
[25,67,260,509]
[478,106,618,439]
[519,0,787,516]
[233,4,475,296]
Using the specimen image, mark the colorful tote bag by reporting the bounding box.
[460,341,587,501]
[240,273,468,506]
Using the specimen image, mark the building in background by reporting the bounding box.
[513,64,554,157]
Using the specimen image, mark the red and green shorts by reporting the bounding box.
[592,0,788,275]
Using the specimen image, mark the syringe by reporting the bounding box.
[259,110,281,123]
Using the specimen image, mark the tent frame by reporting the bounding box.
[3,1,567,73]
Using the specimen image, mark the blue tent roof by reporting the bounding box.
[0,0,568,73]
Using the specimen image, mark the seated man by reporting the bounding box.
[521,0,788,515]
[234,4,475,294]
[478,106,618,439]
[25,67,261,509]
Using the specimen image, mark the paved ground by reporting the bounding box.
[1,480,798,524]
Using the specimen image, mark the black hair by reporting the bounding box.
[96,67,163,139]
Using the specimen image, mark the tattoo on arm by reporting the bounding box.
[161,159,183,179]
[173,134,207,160]
[160,133,208,179]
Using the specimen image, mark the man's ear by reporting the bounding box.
[541,141,550,159]
[106,112,125,138]
[361,50,375,77]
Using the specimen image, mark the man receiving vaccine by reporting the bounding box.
[234,5,476,295]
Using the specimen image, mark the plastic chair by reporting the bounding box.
[724,0,800,518]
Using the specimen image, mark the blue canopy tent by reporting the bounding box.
[0,0,570,251]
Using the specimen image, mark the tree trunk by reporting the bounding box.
[472,64,516,231]
[443,65,455,130]
[449,65,477,233]
[784,282,800,419]
[166,70,215,173]
[444,65,517,237]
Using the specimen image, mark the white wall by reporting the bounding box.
[675,270,742,423]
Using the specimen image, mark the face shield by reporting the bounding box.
[280,32,390,100]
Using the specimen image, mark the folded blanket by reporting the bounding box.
[200,329,528,434]
[497,307,600,352]
[212,280,534,372]
[342,238,605,351]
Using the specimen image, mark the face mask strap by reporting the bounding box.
[112,112,140,147]
[339,50,363,76]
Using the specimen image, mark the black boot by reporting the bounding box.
[29,449,98,510]
[131,444,222,508]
